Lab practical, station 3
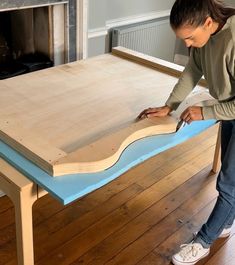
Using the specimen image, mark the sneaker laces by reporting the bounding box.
[179,242,202,260]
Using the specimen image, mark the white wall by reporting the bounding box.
[106,0,174,21]
[88,0,175,57]
[88,0,174,29]
[87,0,235,58]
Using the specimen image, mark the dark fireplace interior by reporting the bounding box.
[0,7,53,79]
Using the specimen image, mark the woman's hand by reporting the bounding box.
[180,106,204,124]
[137,105,172,120]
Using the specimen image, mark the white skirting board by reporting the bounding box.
[0,190,5,197]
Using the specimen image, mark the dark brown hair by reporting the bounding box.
[170,0,235,29]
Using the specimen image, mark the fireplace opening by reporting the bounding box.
[0,7,53,79]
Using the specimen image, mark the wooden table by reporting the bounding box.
[0,47,221,265]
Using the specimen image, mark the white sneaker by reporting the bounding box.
[172,242,210,265]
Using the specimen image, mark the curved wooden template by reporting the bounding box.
[52,116,178,175]
[52,90,217,175]
[0,91,216,177]
[1,91,215,176]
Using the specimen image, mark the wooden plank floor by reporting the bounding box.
[1,124,234,265]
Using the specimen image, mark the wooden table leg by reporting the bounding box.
[212,122,221,173]
[13,186,38,265]
[0,159,38,265]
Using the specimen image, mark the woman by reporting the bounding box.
[138,0,235,264]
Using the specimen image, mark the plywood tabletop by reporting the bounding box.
[0,47,209,176]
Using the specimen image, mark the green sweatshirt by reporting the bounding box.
[166,15,235,120]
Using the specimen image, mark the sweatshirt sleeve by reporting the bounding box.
[203,45,235,120]
[202,99,235,120]
[165,48,203,110]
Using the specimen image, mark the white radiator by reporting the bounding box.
[111,17,176,62]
